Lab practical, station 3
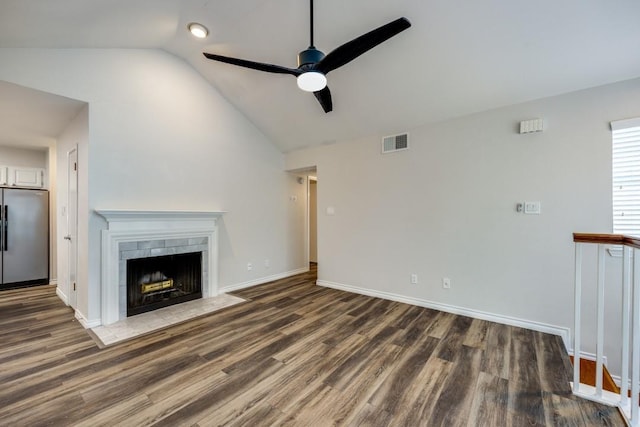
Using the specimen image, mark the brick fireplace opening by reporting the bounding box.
[126,251,202,316]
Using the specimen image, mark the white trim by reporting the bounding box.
[95,209,227,223]
[304,177,310,268]
[56,286,68,305]
[570,382,622,408]
[611,117,640,131]
[75,310,101,329]
[317,279,570,347]
[220,267,309,293]
[49,279,57,286]
[66,146,79,311]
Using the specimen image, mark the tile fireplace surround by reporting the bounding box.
[96,210,224,326]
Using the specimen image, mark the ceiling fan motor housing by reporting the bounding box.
[298,48,325,68]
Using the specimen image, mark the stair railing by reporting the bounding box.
[573,233,640,425]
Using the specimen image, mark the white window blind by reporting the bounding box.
[612,118,640,236]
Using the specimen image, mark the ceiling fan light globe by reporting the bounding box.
[297,72,327,92]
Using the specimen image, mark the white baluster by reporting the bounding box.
[596,244,606,396]
[574,243,582,393]
[621,245,632,408]
[632,247,640,425]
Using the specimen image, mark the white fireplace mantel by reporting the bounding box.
[97,209,226,229]
[96,210,225,326]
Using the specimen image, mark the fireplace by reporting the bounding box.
[126,252,202,316]
[95,210,224,327]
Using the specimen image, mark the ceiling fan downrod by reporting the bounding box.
[298,0,325,68]
[310,0,314,47]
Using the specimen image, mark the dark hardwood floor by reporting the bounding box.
[0,266,624,426]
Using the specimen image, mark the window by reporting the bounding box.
[612,118,640,236]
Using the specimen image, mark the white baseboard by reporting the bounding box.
[75,310,101,329]
[219,267,310,294]
[55,286,68,305]
[49,279,57,286]
[58,286,101,328]
[317,280,571,348]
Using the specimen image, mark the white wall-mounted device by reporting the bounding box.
[519,118,544,134]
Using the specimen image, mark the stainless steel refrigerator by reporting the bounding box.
[0,188,49,289]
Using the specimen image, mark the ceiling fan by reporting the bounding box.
[202,0,411,113]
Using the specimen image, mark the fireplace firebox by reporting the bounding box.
[126,252,202,316]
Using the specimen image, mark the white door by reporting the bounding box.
[66,148,78,309]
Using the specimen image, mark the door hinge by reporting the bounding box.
[73,282,76,291]
[74,162,77,171]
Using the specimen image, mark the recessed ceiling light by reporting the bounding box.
[188,23,208,39]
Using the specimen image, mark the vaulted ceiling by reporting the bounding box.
[1,0,640,152]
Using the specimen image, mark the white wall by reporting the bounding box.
[0,145,47,169]
[287,77,640,376]
[0,48,307,324]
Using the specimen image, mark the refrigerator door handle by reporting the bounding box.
[0,204,3,252]
[3,205,7,251]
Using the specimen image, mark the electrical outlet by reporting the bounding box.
[264,259,270,268]
[524,201,541,214]
[410,274,418,284]
[442,277,451,289]
[247,262,253,271]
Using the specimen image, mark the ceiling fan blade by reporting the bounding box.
[203,52,301,76]
[317,17,411,74]
[313,86,333,113]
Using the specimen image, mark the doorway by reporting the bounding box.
[66,148,78,309]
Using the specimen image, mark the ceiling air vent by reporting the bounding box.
[382,133,409,154]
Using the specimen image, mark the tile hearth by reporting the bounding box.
[90,293,245,347]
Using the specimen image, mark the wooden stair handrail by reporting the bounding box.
[573,233,640,249]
